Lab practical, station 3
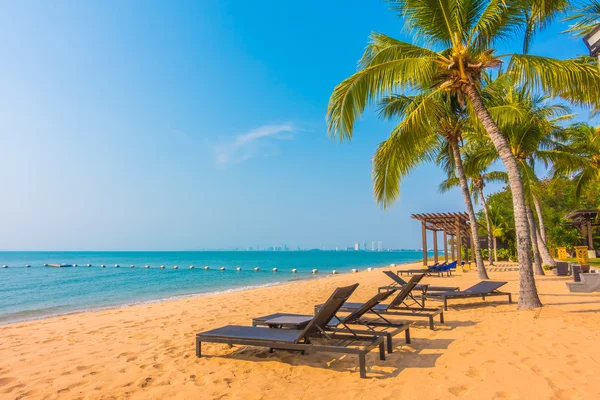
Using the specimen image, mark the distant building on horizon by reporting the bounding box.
[378,241,383,251]
[354,242,359,251]
[371,241,376,251]
[363,240,367,251]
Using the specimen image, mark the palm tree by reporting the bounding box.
[480,78,577,270]
[488,205,513,262]
[327,0,600,308]
[439,139,507,267]
[376,93,490,279]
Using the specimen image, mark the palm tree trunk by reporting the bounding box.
[531,195,555,266]
[449,138,489,279]
[494,237,498,262]
[532,195,546,243]
[527,205,545,276]
[464,85,542,309]
[536,227,556,266]
[478,187,494,266]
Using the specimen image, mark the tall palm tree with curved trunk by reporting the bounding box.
[439,138,508,267]
[480,78,578,270]
[376,94,489,279]
[327,0,600,308]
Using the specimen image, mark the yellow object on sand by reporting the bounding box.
[575,246,589,265]
[558,247,568,260]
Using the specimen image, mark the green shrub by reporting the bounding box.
[543,264,554,271]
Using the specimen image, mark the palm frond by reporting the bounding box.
[326,57,440,141]
[509,55,600,109]
[438,176,460,193]
[387,0,460,47]
[373,125,440,207]
[563,0,600,37]
[523,0,569,53]
[377,95,415,119]
[484,170,509,184]
[360,33,440,69]
[469,0,524,50]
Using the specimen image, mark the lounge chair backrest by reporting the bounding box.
[298,283,359,341]
[383,270,407,285]
[572,265,582,282]
[388,274,425,308]
[465,281,507,293]
[339,290,397,324]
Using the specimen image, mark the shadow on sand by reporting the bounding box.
[198,326,473,379]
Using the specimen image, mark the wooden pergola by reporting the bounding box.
[411,212,474,266]
[565,210,598,250]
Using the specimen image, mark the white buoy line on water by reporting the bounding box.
[5,263,356,275]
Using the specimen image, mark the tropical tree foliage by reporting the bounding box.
[375,93,490,278]
[483,178,600,253]
[553,123,600,198]
[326,0,600,309]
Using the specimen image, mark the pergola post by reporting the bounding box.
[422,221,428,266]
[433,230,438,264]
[443,230,448,263]
[588,219,594,249]
[456,217,462,266]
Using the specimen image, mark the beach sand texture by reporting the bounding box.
[1,262,600,400]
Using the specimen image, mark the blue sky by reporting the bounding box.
[0,1,595,250]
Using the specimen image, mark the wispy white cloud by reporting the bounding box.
[213,123,296,165]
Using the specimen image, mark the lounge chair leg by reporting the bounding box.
[429,316,434,330]
[196,339,201,358]
[508,294,512,304]
[359,353,366,378]
[440,312,444,323]
[444,298,448,311]
[386,333,393,353]
[405,328,411,344]
[379,342,386,360]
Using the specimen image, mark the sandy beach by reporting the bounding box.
[1,261,600,400]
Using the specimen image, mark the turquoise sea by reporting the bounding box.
[0,251,429,325]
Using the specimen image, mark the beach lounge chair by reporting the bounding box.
[422,281,512,310]
[378,271,459,294]
[253,289,411,354]
[398,263,443,277]
[196,284,387,378]
[434,261,457,276]
[316,274,444,330]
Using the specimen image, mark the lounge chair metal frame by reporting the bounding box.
[316,275,444,330]
[378,271,459,294]
[422,281,512,310]
[253,290,411,354]
[196,284,386,378]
